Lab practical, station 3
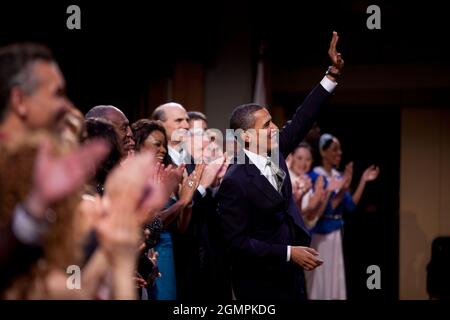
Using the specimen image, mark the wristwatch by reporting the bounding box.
[325,66,341,79]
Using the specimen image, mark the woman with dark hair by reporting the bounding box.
[132,119,169,165]
[305,133,380,300]
[131,118,199,300]
[84,118,123,195]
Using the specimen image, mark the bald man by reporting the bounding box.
[86,105,135,157]
[152,102,190,166]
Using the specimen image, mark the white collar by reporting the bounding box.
[243,149,269,173]
[168,145,186,166]
[313,166,341,179]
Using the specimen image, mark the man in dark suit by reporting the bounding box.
[217,32,344,301]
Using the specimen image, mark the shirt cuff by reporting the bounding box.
[197,185,207,198]
[12,204,49,245]
[320,76,337,93]
[287,245,291,262]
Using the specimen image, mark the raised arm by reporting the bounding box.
[279,32,344,157]
[352,165,380,205]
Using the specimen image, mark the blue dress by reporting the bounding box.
[151,230,177,300]
[148,198,178,300]
[307,167,356,234]
[304,166,356,299]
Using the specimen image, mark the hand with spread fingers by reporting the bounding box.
[362,165,380,182]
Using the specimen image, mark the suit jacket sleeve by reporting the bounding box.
[192,189,204,205]
[217,176,287,262]
[279,84,331,158]
[0,223,42,292]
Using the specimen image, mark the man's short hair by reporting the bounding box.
[152,107,167,122]
[229,103,264,130]
[152,102,185,122]
[187,111,207,122]
[0,43,55,116]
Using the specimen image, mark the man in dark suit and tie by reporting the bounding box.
[217,32,344,301]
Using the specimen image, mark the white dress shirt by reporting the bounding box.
[244,149,279,191]
[168,145,188,166]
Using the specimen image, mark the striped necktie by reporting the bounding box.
[266,157,286,192]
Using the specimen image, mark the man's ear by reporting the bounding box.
[241,130,251,144]
[9,86,27,117]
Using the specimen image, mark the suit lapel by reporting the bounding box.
[241,154,285,204]
[238,153,310,237]
[185,162,196,175]
[278,154,289,198]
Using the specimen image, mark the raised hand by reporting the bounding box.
[293,175,312,202]
[312,175,329,202]
[300,175,313,193]
[96,196,140,264]
[134,273,148,289]
[179,164,203,205]
[362,165,380,182]
[315,175,325,190]
[215,152,230,185]
[96,160,152,301]
[314,175,327,202]
[161,164,184,195]
[104,152,155,211]
[135,163,185,225]
[328,31,344,71]
[198,155,226,189]
[101,152,156,228]
[25,138,109,219]
[97,152,157,270]
[352,164,380,206]
[327,176,345,192]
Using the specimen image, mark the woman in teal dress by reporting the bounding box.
[132,119,197,300]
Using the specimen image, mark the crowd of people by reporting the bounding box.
[0,32,379,300]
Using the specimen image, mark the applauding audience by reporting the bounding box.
[0,32,384,301]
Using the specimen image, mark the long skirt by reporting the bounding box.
[150,230,177,300]
[305,229,346,300]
